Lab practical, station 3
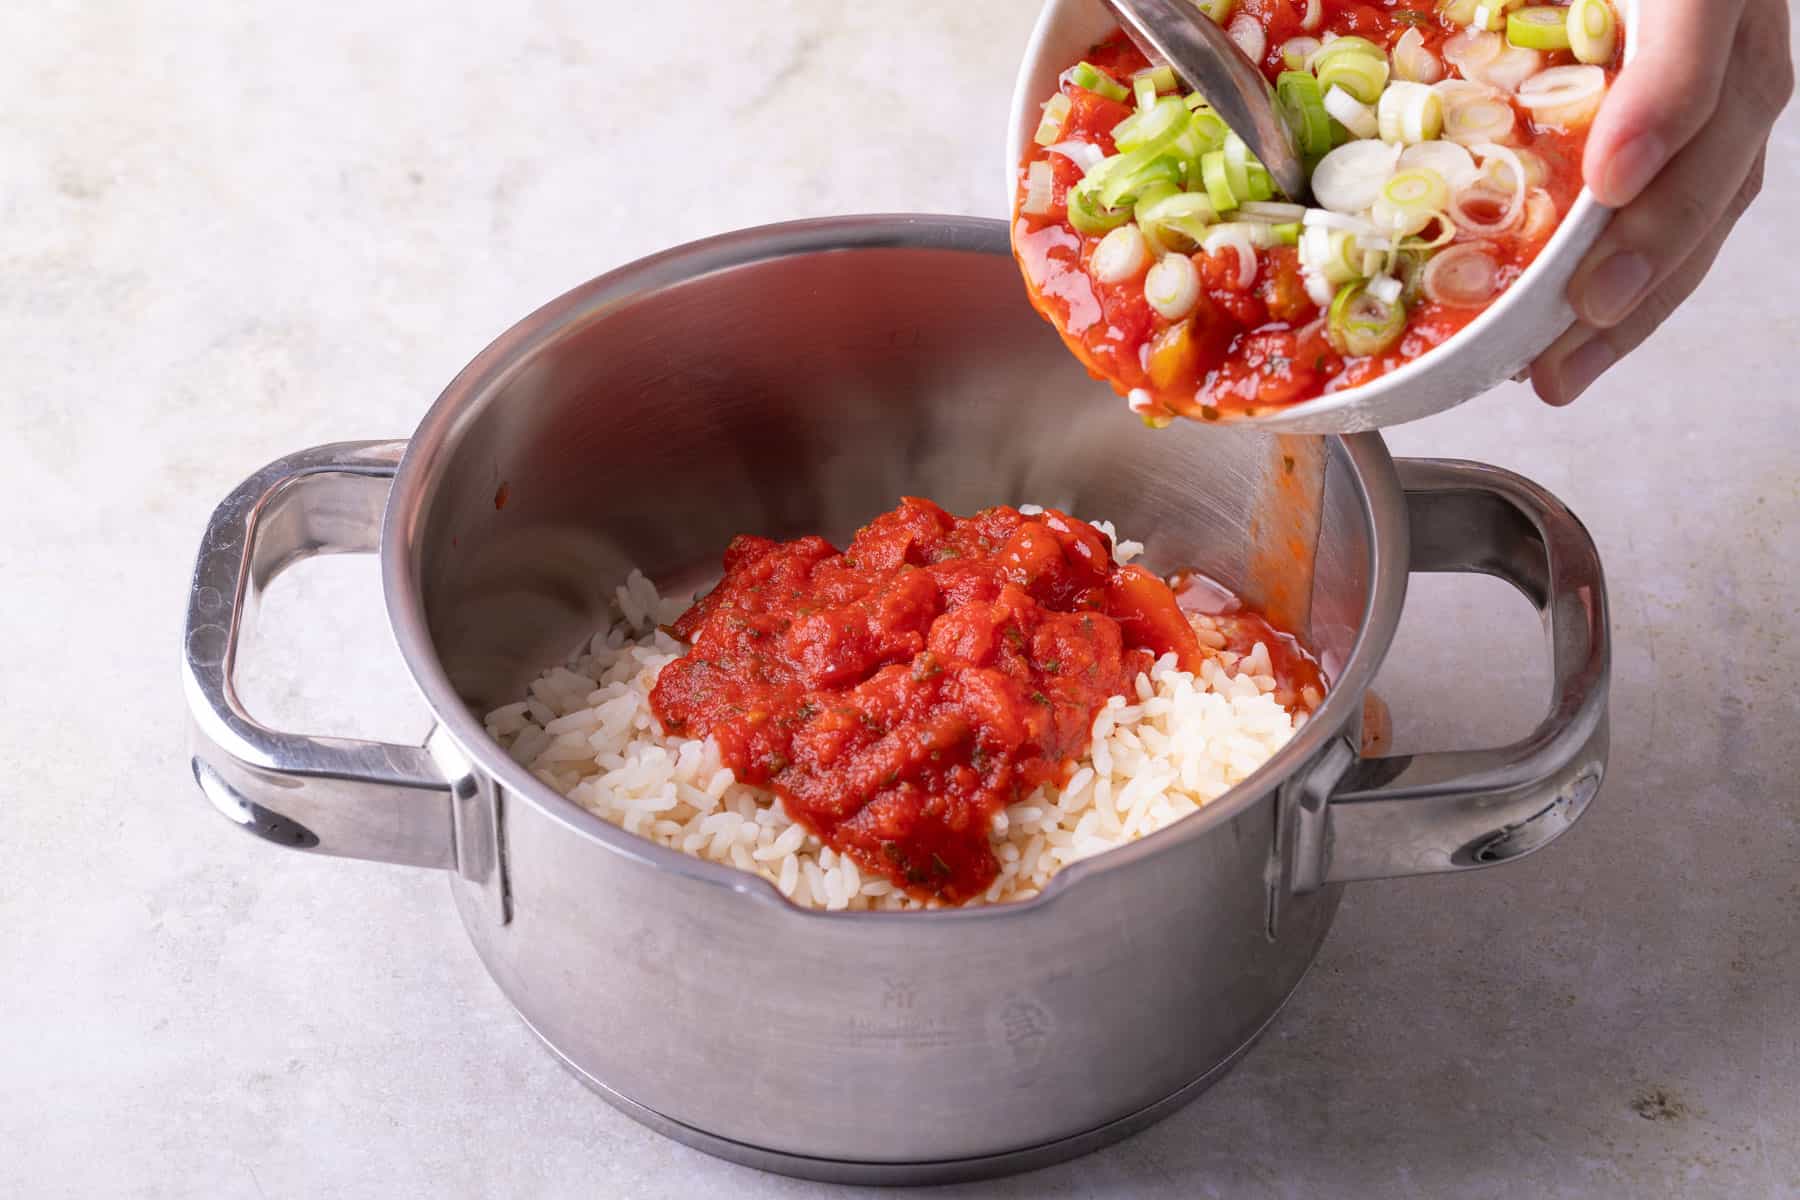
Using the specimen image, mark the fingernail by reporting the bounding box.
[1550,338,1615,406]
[1601,133,1666,206]
[1578,252,1652,326]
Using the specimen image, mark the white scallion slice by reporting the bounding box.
[1567,0,1619,65]
[1423,242,1502,306]
[1516,64,1607,129]
[1399,140,1480,190]
[1022,161,1056,217]
[1392,28,1444,84]
[1323,84,1380,140]
[1443,29,1504,76]
[1202,224,1261,287]
[1378,81,1444,144]
[1134,73,1159,114]
[1138,191,1220,247]
[1283,36,1322,71]
[1372,167,1452,237]
[1044,140,1106,172]
[1092,223,1152,283]
[1441,87,1517,145]
[1300,225,1367,286]
[1471,141,1528,223]
[1519,187,1558,241]
[1034,94,1072,147]
[1310,138,1403,214]
[1313,36,1389,104]
[1367,274,1404,306]
[1145,253,1201,319]
[1483,44,1546,92]
[1301,0,1323,31]
[1303,208,1381,236]
[1229,14,1267,64]
[1328,281,1407,356]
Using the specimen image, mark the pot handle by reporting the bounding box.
[1295,458,1610,889]
[182,440,456,869]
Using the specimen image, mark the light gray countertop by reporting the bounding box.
[4,3,1796,1197]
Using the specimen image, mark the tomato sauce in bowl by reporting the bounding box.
[1013,1,1623,422]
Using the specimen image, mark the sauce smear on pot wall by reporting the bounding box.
[651,499,1216,903]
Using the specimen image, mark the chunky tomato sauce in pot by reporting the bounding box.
[651,499,1320,903]
[1013,0,1623,421]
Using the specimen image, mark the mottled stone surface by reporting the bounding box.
[3,3,1796,1197]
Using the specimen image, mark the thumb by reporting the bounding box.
[1582,0,1744,207]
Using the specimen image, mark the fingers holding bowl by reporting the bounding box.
[1537,0,1793,406]
[1532,149,1767,407]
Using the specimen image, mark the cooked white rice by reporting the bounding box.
[484,524,1304,911]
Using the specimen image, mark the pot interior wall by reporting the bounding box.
[407,239,1375,717]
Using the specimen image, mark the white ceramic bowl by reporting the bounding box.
[1004,0,1635,433]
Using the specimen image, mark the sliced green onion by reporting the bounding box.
[1276,70,1332,159]
[1323,84,1379,139]
[1567,0,1618,64]
[1507,7,1571,50]
[1067,181,1132,234]
[1145,253,1202,319]
[1094,148,1183,208]
[1114,95,1191,155]
[1200,151,1237,212]
[1092,223,1152,283]
[1246,162,1274,201]
[1134,73,1159,114]
[1184,91,1211,111]
[1133,179,1182,223]
[1178,107,1229,157]
[1282,36,1322,71]
[1391,27,1444,84]
[1271,221,1302,245]
[1134,64,1178,94]
[1514,65,1606,129]
[1138,191,1220,246]
[1299,226,1366,286]
[1223,132,1253,198]
[1371,167,1451,236]
[1033,93,1072,147]
[1377,81,1444,144]
[1313,36,1389,104]
[1069,61,1129,103]
[1328,281,1407,356]
[1195,0,1235,21]
[1021,160,1056,217]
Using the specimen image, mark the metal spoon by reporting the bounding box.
[1106,0,1308,202]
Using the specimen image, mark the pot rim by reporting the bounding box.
[381,213,1411,921]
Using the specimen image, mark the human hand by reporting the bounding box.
[1529,0,1794,406]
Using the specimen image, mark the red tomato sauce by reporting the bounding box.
[649,499,1221,904]
[1013,3,1619,420]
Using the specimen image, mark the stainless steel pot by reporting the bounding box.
[182,215,1609,1184]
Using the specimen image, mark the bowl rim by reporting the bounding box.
[382,213,1412,922]
[1003,0,1634,433]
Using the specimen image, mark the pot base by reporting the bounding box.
[516,966,1313,1185]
